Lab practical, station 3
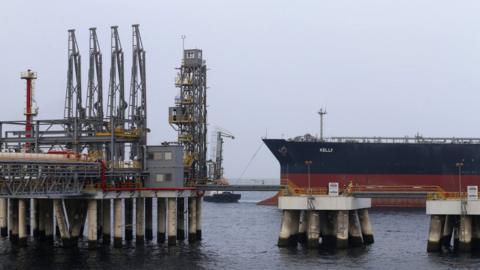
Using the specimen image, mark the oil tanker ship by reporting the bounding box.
[263,134,480,207]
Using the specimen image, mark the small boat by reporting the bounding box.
[204,191,241,203]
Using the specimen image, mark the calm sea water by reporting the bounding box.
[0,192,480,270]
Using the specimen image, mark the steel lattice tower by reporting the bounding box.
[128,24,147,164]
[64,29,84,121]
[86,27,104,132]
[170,49,207,185]
[64,29,85,152]
[107,26,126,162]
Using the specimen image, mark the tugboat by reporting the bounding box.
[204,129,241,203]
[204,191,241,203]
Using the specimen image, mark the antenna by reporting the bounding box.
[181,35,186,53]
[318,108,327,141]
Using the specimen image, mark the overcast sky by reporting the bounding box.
[2,1,480,181]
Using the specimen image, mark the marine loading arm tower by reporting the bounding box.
[0,25,149,194]
[128,24,147,166]
[211,130,234,181]
[169,49,207,186]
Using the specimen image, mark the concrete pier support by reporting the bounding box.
[321,211,335,246]
[113,199,122,248]
[97,201,103,240]
[42,200,54,243]
[297,210,307,244]
[0,198,7,237]
[306,210,320,248]
[453,226,460,252]
[358,209,374,244]
[102,200,111,243]
[196,197,202,240]
[10,199,19,242]
[25,199,30,236]
[167,198,177,246]
[177,197,185,241]
[335,210,349,249]
[18,199,27,246]
[472,216,480,250]
[459,215,472,252]
[188,197,197,243]
[278,210,300,247]
[145,198,153,240]
[66,200,86,243]
[38,200,45,239]
[441,215,454,249]
[87,200,98,249]
[53,199,71,246]
[136,198,145,244]
[157,198,166,243]
[427,215,445,252]
[348,210,364,247]
[124,198,133,241]
[31,199,39,238]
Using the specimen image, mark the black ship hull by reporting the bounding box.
[263,138,480,207]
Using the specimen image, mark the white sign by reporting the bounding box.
[467,185,478,201]
[328,182,339,197]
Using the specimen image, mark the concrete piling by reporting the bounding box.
[55,224,60,237]
[157,198,166,243]
[167,197,177,246]
[65,200,86,243]
[348,210,364,247]
[124,198,133,241]
[459,215,472,252]
[188,197,197,243]
[297,210,307,244]
[136,198,145,244]
[427,215,444,252]
[177,197,185,241]
[278,210,300,247]
[113,199,122,248]
[358,209,374,244]
[87,200,98,249]
[31,199,39,238]
[320,211,335,246]
[278,193,372,250]
[306,210,320,248]
[0,195,197,248]
[54,199,71,246]
[38,200,45,239]
[441,215,454,249]
[97,201,103,240]
[196,197,202,240]
[25,199,31,236]
[145,198,153,240]
[43,200,54,243]
[0,198,7,237]
[335,210,349,249]
[453,226,460,252]
[102,200,111,244]
[472,216,480,250]
[18,199,27,246]
[10,199,19,243]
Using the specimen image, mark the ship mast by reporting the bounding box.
[318,108,327,141]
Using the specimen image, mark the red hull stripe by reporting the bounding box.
[281,173,480,192]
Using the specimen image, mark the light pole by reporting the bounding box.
[318,109,327,141]
[305,160,312,194]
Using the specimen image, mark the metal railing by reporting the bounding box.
[426,191,476,200]
[289,134,480,144]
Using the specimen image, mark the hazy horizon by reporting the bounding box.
[2,1,480,180]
